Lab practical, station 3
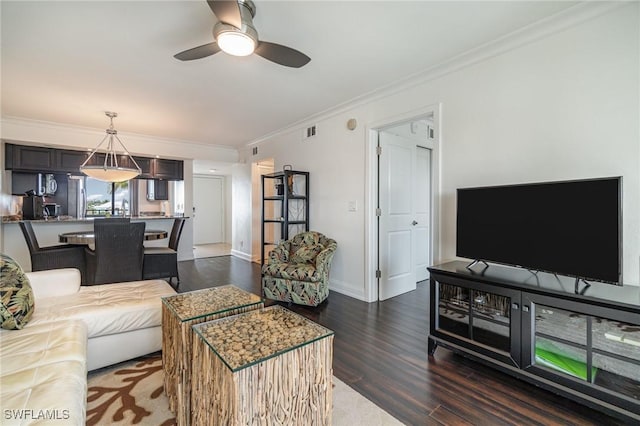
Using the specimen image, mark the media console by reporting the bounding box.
[428,261,640,423]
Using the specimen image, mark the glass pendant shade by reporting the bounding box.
[79,165,140,182]
[80,112,141,182]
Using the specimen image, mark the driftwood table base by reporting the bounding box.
[192,306,334,425]
[161,286,263,426]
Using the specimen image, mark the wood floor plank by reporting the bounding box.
[429,405,474,426]
[176,257,626,425]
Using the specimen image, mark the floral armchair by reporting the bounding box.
[262,231,337,306]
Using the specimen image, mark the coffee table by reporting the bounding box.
[191,305,334,425]
[161,286,263,426]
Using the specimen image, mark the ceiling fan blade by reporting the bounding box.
[174,42,221,61]
[207,0,242,29]
[254,41,311,68]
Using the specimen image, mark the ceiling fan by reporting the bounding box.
[174,0,310,68]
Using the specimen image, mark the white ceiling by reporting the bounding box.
[1,1,578,150]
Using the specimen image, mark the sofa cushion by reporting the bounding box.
[289,243,323,264]
[28,279,176,338]
[26,268,81,299]
[0,254,35,330]
[0,319,87,426]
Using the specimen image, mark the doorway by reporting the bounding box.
[193,175,224,245]
[372,112,438,301]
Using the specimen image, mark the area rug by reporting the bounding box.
[87,354,403,426]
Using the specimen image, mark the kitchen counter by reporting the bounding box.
[2,215,188,224]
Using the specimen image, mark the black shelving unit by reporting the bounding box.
[261,170,309,265]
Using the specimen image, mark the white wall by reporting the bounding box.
[230,163,253,261]
[242,3,640,298]
[180,160,194,261]
[224,175,232,244]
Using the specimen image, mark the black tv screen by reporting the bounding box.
[456,177,622,284]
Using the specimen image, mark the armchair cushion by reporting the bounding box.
[0,254,35,330]
[290,243,323,264]
[263,263,320,282]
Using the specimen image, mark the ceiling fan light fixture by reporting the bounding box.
[175,0,309,67]
[217,30,255,56]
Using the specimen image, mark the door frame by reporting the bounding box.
[364,103,442,302]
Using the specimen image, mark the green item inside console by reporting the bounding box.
[535,346,598,381]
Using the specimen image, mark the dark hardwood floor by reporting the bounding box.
[177,256,625,425]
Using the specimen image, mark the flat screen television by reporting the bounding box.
[456,177,622,285]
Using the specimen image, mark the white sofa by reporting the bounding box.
[0,268,177,425]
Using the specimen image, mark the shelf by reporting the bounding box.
[261,170,309,265]
[263,220,308,225]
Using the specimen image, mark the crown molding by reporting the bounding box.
[246,1,626,147]
[0,116,238,154]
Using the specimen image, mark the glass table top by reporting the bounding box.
[193,305,334,372]
[162,285,263,322]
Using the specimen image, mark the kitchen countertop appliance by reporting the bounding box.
[22,194,45,220]
[43,203,61,218]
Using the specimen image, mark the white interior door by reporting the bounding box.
[379,132,416,300]
[414,146,431,282]
[378,131,431,300]
[193,176,223,244]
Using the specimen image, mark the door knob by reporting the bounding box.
[411,220,418,226]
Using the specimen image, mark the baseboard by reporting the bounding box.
[330,279,367,302]
[230,249,253,262]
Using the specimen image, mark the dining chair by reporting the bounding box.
[19,221,87,284]
[85,221,146,285]
[143,218,185,287]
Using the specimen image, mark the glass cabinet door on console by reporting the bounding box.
[430,276,522,367]
[522,293,640,418]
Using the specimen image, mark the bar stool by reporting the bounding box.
[85,221,145,285]
[143,218,185,287]
[19,221,87,284]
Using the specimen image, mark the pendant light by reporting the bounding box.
[80,112,141,182]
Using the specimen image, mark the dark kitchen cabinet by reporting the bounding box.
[154,159,183,180]
[5,143,14,169]
[7,144,56,171]
[147,179,169,201]
[85,153,137,170]
[132,156,154,179]
[5,143,184,181]
[56,149,90,173]
[155,180,169,200]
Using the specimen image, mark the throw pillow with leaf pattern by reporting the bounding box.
[0,254,35,330]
